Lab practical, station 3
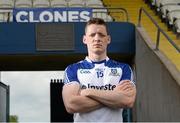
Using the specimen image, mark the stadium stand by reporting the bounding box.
[0,0,127,22]
[0,0,13,21]
[51,0,67,8]
[91,7,114,22]
[33,0,50,8]
[85,0,104,7]
[147,0,180,37]
[167,10,180,28]
[0,0,13,22]
[152,0,180,13]
[159,0,180,6]
[68,0,85,7]
[150,0,180,40]
[93,12,113,22]
[103,0,180,71]
[0,0,14,8]
[154,0,161,11]
[174,18,180,34]
[0,10,9,22]
[0,0,179,70]
[160,4,180,20]
[15,0,33,8]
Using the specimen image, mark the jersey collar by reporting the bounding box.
[85,56,109,64]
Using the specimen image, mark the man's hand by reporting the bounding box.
[115,80,135,92]
[115,80,136,103]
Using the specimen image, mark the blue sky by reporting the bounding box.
[2,71,64,122]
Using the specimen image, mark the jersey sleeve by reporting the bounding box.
[63,64,79,85]
[120,64,134,83]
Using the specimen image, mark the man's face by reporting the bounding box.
[83,24,111,55]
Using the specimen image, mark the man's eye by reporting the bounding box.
[90,33,96,37]
[89,33,106,37]
[99,33,105,37]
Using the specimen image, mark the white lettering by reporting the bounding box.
[80,11,90,22]
[14,9,92,22]
[54,11,67,22]
[16,11,28,22]
[39,11,53,22]
[29,11,39,22]
[68,11,79,22]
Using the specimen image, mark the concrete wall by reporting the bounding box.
[0,82,9,122]
[134,27,180,121]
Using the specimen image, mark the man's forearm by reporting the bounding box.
[62,83,103,114]
[63,94,102,113]
[83,89,126,108]
[81,87,136,108]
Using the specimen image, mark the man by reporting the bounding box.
[62,18,136,122]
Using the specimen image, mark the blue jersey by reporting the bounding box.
[64,57,134,122]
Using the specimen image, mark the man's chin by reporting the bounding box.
[93,50,103,55]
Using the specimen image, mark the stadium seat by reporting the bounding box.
[15,0,33,8]
[174,18,180,33]
[0,10,12,22]
[92,11,113,22]
[160,4,180,19]
[51,0,68,8]
[91,8,113,22]
[85,0,103,8]
[33,0,50,8]
[151,0,156,6]
[159,0,180,6]
[0,0,13,22]
[68,0,85,7]
[0,0,14,8]
[86,3,104,8]
[156,0,180,12]
[0,13,7,22]
[155,0,162,8]
[167,10,180,25]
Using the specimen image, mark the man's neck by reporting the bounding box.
[88,53,107,62]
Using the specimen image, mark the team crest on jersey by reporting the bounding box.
[109,69,120,76]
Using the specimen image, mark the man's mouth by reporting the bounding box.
[93,44,102,47]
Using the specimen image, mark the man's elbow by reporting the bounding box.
[125,98,135,108]
[65,106,76,114]
[64,99,80,114]
[64,101,80,114]
[126,100,135,108]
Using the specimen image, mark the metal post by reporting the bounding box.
[6,85,10,122]
[0,71,1,82]
[138,8,142,27]
[155,28,160,50]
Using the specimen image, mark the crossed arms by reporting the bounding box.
[62,80,136,114]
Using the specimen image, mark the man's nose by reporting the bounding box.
[94,34,101,41]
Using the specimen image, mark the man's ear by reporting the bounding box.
[107,35,111,44]
[83,35,87,44]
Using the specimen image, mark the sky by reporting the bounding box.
[1,71,64,122]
